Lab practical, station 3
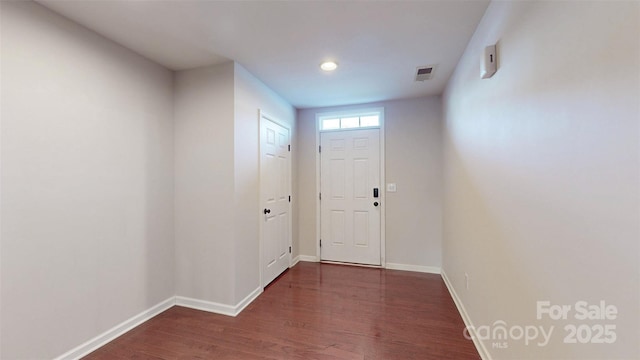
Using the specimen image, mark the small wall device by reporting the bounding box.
[481,45,497,79]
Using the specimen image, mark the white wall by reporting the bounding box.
[173,62,236,304]
[442,1,639,359]
[174,62,296,306]
[233,63,296,301]
[1,2,297,356]
[0,2,175,358]
[297,97,443,269]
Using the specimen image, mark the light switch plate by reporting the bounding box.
[386,183,397,192]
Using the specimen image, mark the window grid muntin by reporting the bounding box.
[320,113,381,131]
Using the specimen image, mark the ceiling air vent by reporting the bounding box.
[415,65,436,81]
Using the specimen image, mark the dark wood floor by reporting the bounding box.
[84,262,479,359]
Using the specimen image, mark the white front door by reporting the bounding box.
[260,114,291,287]
[320,129,381,265]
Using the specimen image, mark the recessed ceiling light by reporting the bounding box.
[320,61,338,71]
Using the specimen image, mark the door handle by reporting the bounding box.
[373,201,379,207]
[263,208,271,214]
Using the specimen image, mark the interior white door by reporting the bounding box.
[260,115,291,287]
[320,129,381,265]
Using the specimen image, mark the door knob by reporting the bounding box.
[373,202,379,207]
[263,208,271,214]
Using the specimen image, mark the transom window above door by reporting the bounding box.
[319,110,382,131]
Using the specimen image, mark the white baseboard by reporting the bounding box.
[441,270,492,360]
[234,286,262,315]
[53,297,175,360]
[291,255,300,267]
[297,255,319,262]
[175,296,236,316]
[176,286,262,317]
[296,259,440,274]
[56,287,263,359]
[385,262,441,274]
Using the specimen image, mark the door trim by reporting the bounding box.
[259,110,292,288]
[314,107,386,267]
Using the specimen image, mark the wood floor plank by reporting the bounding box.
[83,262,480,359]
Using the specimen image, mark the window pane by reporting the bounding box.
[360,115,379,127]
[341,117,359,128]
[322,118,340,130]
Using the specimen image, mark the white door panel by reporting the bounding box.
[320,129,381,265]
[261,116,290,287]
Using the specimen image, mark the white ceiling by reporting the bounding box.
[37,0,490,109]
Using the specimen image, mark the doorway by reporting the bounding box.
[316,109,385,266]
[260,111,291,287]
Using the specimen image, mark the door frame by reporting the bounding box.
[314,107,386,267]
[259,110,292,288]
